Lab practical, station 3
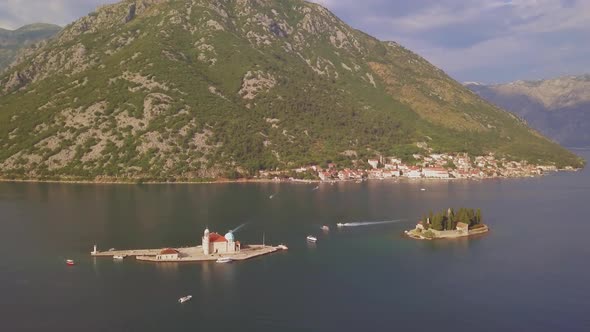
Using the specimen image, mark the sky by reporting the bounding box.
[1,0,589,83]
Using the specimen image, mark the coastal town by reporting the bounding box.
[258,150,569,182]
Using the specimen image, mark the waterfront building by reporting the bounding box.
[202,228,241,255]
[456,222,469,233]
[423,167,450,179]
[406,167,422,178]
[156,248,179,260]
[318,171,330,181]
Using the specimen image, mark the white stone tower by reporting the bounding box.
[203,228,210,255]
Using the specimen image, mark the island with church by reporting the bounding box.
[90,227,287,262]
[405,208,489,240]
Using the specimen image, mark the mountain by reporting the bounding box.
[0,0,583,181]
[0,23,62,72]
[466,76,590,148]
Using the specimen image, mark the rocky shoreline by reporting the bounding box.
[405,225,489,240]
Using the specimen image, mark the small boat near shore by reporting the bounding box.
[66,259,75,266]
[306,236,317,243]
[321,225,330,231]
[113,255,126,260]
[337,223,344,227]
[216,257,233,263]
[178,295,192,303]
[278,244,288,250]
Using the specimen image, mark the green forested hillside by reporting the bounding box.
[0,0,583,181]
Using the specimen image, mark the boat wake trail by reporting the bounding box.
[231,223,248,233]
[339,219,405,227]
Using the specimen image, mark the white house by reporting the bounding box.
[368,159,379,169]
[390,157,402,165]
[406,167,422,178]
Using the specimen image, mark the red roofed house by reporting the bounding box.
[423,167,450,179]
[202,228,240,255]
[318,171,331,181]
[156,248,179,260]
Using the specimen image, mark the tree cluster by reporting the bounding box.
[423,208,482,231]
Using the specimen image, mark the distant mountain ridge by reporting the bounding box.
[466,75,590,148]
[0,23,62,72]
[0,0,582,182]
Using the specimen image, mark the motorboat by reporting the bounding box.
[420,188,426,191]
[216,257,233,263]
[66,259,75,266]
[277,244,288,250]
[321,225,330,231]
[113,255,126,260]
[306,236,317,243]
[336,223,344,227]
[178,295,192,303]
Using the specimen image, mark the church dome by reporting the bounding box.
[225,231,235,242]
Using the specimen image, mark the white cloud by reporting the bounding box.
[0,0,114,29]
[508,0,590,33]
[389,1,513,32]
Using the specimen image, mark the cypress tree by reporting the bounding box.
[432,214,443,231]
[449,208,456,230]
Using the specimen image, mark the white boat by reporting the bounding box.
[278,244,288,250]
[336,223,344,227]
[306,236,317,243]
[178,295,192,303]
[420,188,426,191]
[216,257,233,263]
[113,255,126,260]
[321,225,330,231]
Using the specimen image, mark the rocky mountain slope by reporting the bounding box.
[0,23,61,72]
[0,0,583,181]
[467,76,590,147]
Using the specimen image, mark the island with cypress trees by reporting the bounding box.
[405,208,489,240]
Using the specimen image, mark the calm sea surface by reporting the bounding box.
[2,151,590,332]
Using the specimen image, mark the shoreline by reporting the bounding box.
[405,225,490,240]
[0,169,581,186]
[92,244,284,262]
